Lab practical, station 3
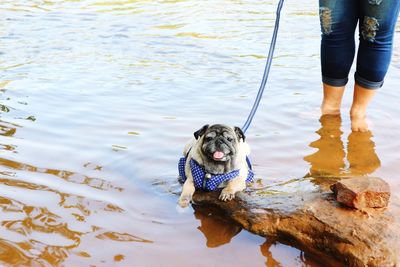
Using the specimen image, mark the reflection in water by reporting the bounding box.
[304,115,346,177]
[260,239,283,267]
[0,121,18,138]
[194,206,241,248]
[347,131,381,175]
[260,239,322,267]
[304,115,381,178]
[0,122,152,266]
[0,176,152,266]
[194,207,322,266]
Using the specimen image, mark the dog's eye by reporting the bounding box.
[205,137,213,142]
[226,137,233,142]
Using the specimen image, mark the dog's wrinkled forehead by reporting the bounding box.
[193,124,245,141]
[205,125,234,138]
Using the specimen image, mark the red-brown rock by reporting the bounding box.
[330,177,390,209]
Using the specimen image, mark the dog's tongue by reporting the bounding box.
[213,151,225,160]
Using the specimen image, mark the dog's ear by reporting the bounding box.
[234,126,245,142]
[194,124,209,140]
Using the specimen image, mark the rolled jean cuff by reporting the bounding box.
[322,76,348,87]
[354,72,383,90]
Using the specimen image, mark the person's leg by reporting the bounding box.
[350,84,376,131]
[321,83,345,115]
[351,0,400,131]
[319,0,358,115]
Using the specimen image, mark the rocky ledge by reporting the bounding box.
[192,177,400,267]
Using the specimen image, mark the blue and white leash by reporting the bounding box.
[177,0,285,191]
[242,0,285,133]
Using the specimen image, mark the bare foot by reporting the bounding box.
[350,109,368,132]
[350,83,376,132]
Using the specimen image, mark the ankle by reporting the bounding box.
[321,98,342,115]
[321,84,345,115]
[321,102,341,115]
[350,105,366,118]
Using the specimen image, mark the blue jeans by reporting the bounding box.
[319,0,400,89]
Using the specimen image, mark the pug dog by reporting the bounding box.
[178,124,253,208]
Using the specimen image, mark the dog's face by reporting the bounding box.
[193,124,245,172]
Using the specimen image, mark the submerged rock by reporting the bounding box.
[192,177,400,267]
[330,176,390,209]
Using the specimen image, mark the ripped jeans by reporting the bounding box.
[319,0,400,89]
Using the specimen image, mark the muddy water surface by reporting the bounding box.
[1,0,399,266]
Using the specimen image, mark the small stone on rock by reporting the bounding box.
[330,177,390,209]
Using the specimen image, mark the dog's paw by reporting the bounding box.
[178,195,192,208]
[219,188,236,201]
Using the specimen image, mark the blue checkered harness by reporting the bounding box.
[178,155,254,192]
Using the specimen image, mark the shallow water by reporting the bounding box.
[0,0,399,266]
